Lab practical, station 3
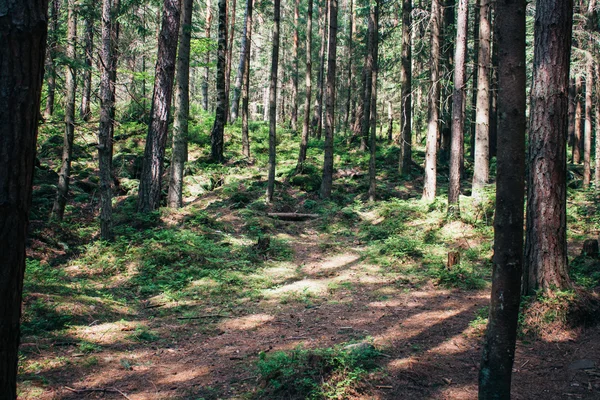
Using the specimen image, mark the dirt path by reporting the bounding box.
[19,227,600,400]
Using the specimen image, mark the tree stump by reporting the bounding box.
[447,251,461,269]
[253,236,271,258]
[581,239,599,258]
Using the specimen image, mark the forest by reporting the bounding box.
[2,0,600,398]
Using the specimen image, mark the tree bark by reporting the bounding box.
[488,20,498,158]
[472,0,491,196]
[97,0,120,241]
[399,0,413,175]
[313,2,327,139]
[320,0,338,198]
[573,74,583,164]
[168,0,193,208]
[440,0,455,162]
[360,7,375,152]
[343,0,354,133]
[80,7,94,121]
[290,0,300,131]
[240,0,253,158]
[296,0,314,172]
[478,0,526,397]
[203,0,213,111]
[368,0,380,202]
[266,0,281,203]
[52,0,78,221]
[0,1,47,395]
[225,0,236,123]
[583,53,593,188]
[523,0,573,296]
[44,0,59,119]
[469,0,480,160]
[595,64,600,189]
[138,0,181,212]
[423,0,441,201]
[447,0,468,217]
[230,0,252,123]
[210,0,228,163]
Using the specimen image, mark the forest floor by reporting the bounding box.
[17,118,600,399]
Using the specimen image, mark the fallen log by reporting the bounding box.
[267,213,319,221]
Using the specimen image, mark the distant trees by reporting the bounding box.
[0,1,48,395]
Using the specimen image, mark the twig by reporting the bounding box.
[65,386,132,400]
[177,314,232,320]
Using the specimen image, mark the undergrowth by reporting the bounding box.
[255,342,381,399]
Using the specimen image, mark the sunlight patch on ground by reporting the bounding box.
[219,313,274,331]
[357,209,385,225]
[376,309,465,343]
[264,278,329,297]
[258,262,298,282]
[426,332,473,355]
[303,253,360,274]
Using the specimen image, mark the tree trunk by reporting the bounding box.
[44,0,59,119]
[387,101,393,142]
[343,0,354,133]
[423,0,441,201]
[230,0,252,123]
[296,0,313,172]
[523,0,573,296]
[97,0,118,241]
[210,0,228,163]
[203,0,212,111]
[447,0,468,218]
[573,74,583,164]
[488,20,498,158]
[472,0,491,196]
[266,0,281,203]
[290,0,300,131]
[440,0,455,162]
[368,0,380,202]
[469,0,480,160]
[80,9,94,121]
[241,0,253,158]
[478,0,526,397]
[360,5,375,152]
[138,0,181,212]
[399,0,412,175]
[225,0,236,123]
[168,0,193,208]
[0,1,47,396]
[583,53,593,188]
[52,0,78,221]
[320,0,338,198]
[595,64,600,189]
[313,2,327,139]
[568,78,576,153]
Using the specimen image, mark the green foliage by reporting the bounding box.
[255,342,380,399]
